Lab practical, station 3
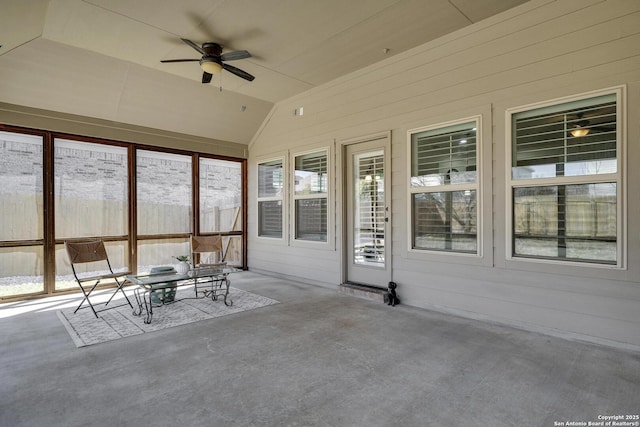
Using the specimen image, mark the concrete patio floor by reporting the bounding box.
[1,271,639,427]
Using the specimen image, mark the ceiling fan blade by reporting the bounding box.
[181,38,205,55]
[202,72,212,84]
[591,126,616,132]
[223,63,255,81]
[221,50,251,61]
[161,59,200,63]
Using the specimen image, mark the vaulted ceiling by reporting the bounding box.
[1,0,529,145]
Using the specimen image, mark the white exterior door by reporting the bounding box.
[345,135,391,287]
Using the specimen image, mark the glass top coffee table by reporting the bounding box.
[126,266,241,324]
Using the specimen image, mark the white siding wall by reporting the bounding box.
[248,0,640,349]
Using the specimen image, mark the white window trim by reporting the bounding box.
[290,144,334,249]
[255,154,288,244]
[504,86,626,269]
[406,115,483,258]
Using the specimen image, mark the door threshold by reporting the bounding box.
[338,282,387,303]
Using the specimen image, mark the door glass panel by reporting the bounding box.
[199,158,242,233]
[353,151,385,266]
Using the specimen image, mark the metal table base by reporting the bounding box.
[127,267,237,324]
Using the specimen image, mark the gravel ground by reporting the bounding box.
[0,266,162,298]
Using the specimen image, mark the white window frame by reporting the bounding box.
[407,116,482,257]
[505,86,626,269]
[290,145,333,248]
[256,155,287,243]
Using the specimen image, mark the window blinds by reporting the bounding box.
[512,95,616,177]
[411,122,476,186]
[295,151,328,195]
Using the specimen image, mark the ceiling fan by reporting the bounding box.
[568,111,616,138]
[161,38,255,83]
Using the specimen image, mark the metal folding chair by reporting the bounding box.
[190,235,228,300]
[65,240,133,318]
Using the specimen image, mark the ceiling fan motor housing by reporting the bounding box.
[202,42,223,56]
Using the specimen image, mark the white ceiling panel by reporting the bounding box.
[84,0,225,37]
[43,0,173,65]
[0,38,130,120]
[118,63,272,144]
[279,0,472,85]
[186,0,401,67]
[0,0,531,144]
[450,0,532,22]
[0,0,49,55]
[38,0,529,103]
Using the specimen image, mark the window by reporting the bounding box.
[293,150,328,242]
[257,158,284,238]
[409,119,479,253]
[508,90,621,265]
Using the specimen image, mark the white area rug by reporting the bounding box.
[57,287,279,347]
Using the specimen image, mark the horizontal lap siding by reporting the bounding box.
[393,265,640,348]
[249,0,640,348]
[250,239,341,286]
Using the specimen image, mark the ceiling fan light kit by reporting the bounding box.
[570,126,590,137]
[200,56,223,74]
